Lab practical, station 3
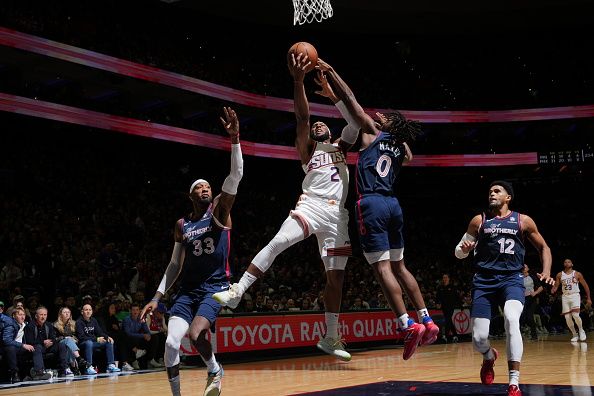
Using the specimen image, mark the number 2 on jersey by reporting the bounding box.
[330,166,340,182]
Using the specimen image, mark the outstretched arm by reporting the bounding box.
[141,223,185,320]
[213,106,243,227]
[577,271,592,306]
[317,58,377,137]
[523,215,554,286]
[314,69,359,152]
[289,53,315,163]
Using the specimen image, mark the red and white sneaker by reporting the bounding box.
[507,384,522,396]
[480,347,499,385]
[420,319,439,346]
[402,322,425,360]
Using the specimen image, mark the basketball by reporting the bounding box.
[287,42,318,73]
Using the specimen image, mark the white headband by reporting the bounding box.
[189,179,210,193]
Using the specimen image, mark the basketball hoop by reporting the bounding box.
[293,0,333,25]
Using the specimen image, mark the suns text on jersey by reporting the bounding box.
[307,150,346,171]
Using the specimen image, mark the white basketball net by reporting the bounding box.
[293,0,333,25]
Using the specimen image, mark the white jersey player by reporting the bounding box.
[214,53,362,361]
[552,258,592,342]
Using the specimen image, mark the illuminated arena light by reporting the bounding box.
[0,93,537,167]
[2,27,594,123]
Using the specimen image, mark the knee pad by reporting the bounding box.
[165,316,189,368]
[471,318,490,353]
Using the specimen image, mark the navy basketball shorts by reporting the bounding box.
[355,194,404,255]
[169,285,227,331]
[471,272,525,319]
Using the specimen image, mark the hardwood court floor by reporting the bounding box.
[1,334,591,395]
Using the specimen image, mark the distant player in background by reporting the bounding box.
[140,107,243,396]
[551,258,591,342]
[454,181,554,396]
[214,51,361,362]
[315,58,439,361]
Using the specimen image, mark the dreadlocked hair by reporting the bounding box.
[383,111,422,144]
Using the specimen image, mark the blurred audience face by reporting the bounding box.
[108,303,117,316]
[35,307,48,325]
[13,308,26,324]
[130,305,141,319]
[59,307,72,322]
[287,299,295,309]
[81,304,93,320]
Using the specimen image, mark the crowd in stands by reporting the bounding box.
[1,2,593,383]
[1,113,593,382]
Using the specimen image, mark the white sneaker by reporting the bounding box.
[571,335,579,342]
[316,336,352,362]
[135,349,147,360]
[121,362,134,371]
[212,284,242,309]
[204,366,223,396]
[149,358,164,368]
[579,329,587,342]
[132,360,140,370]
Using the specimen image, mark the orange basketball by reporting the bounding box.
[287,42,318,73]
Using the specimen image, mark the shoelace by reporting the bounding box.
[332,338,347,349]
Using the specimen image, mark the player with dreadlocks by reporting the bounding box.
[316,58,438,360]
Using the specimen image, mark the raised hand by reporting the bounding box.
[288,52,310,81]
[315,57,331,72]
[314,70,337,102]
[220,106,240,138]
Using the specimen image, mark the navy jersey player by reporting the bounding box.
[214,52,360,362]
[455,181,554,396]
[315,58,438,361]
[140,107,243,396]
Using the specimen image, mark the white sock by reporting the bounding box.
[483,348,495,360]
[237,272,257,295]
[201,354,220,374]
[417,308,429,321]
[168,375,181,396]
[325,312,339,338]
[397,313,410,330]
[509,369,520,386]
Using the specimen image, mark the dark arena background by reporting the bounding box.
[1,0,593,395]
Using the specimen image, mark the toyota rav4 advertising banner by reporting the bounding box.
[179,310,444,355]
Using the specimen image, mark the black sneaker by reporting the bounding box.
[10,371,21,384]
